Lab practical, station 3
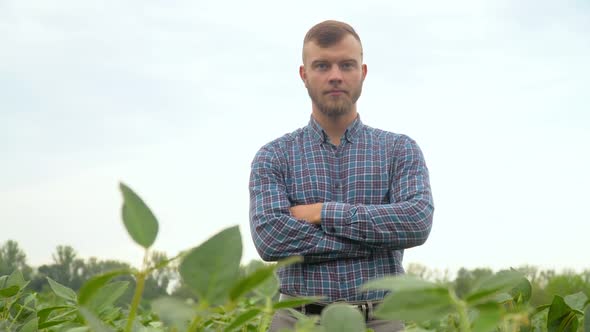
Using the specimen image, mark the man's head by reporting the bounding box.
[302,20,363,63]
[300,20,367,119]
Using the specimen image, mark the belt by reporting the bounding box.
[295,301,380,321]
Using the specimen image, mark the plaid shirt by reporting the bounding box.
[249,116,434,301]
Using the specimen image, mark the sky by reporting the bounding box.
[1,0,589,274]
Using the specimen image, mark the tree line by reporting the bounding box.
[1,240,588,307]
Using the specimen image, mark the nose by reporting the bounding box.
[328,66,343,84]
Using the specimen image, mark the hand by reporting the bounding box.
[290,203,323,225]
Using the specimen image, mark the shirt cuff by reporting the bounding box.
[321,202,354,234]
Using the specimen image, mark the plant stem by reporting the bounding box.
[449,290,471,332]
[124,250,149,332]
[258,297,273,332]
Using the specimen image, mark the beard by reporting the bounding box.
[307,83,363,118]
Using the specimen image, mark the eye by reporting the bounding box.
[340,62,355,71]
[314,62,330,71]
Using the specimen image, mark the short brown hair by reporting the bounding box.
[302,20,363,60]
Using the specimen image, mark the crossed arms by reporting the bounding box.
[248,136,434,263]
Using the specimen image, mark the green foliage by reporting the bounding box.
[2,183,590,332]
[179,226,242,307]
[321,303,366,332]
[119,182,159,249]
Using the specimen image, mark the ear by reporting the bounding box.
[299,65,307,83]
[361,64,368,81]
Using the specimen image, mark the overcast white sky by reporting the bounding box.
[1,0,589,274]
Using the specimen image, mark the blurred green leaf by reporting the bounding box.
[374,287,454,322]
[119,182,159,249]
[255,272,279,298]
[321,303,366,332]
[362,275,441,292]
[19,317,38,332]
[38,319,71,329]
[7,270,26,288]
[37,305,74,324]
[179,225,242,306]
[547,296,578,332]
[224,308,261,332]
[47,277,77,302]
[151,297,194,331]
[79,306,116,332]
[584,305,589,332]
[494,292,513,303]
[564,292,588,312]
[0,285,19,298]
[273,297,325,310]
[229,265,275,301]
[78,269,130,305]
[509,276,532,304]
[471,302,503,332]
[465,270,524,305]
[63,328,90,332]
[86,281,129,313]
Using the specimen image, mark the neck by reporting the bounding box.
[312,108,358,146]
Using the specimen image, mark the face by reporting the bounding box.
[300,34,367,118]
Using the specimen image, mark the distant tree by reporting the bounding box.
[544,271,590,298]
[32,245,86,292]
[0,240,32,279]
[82,257,131,279]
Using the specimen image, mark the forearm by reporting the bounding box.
[250,210,372,263]
[321,195,434,249]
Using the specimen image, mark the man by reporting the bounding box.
[249,20,434,331]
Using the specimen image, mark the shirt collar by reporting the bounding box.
[308,114,363,144]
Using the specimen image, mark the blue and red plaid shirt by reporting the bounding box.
[249,115,434,301]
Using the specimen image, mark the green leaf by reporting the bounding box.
[79,306,116,332]
[78,269,130,305]
[547,296,579,332]
[584,305,590,332]
[85,281,129,313]
[564,292,588,312]
[224,308,261,332]
[255,272,279,299]
[509,276,532,304]
[47,277,77,302]
[374,287,454,322]
[362,275,441,292]
[19,317,38,332]
[272,297,325,310]
[64,328,90,332]
[119,182,159,249]
[38,319,71,329]
[471,302,503,332]
[229,265,275,301]
[151,297,195,330]
[0,275,8,288]
[0,285,20,298]
[7,270,26,288]
[494,292,514,303]
[179,225,242,306]
[465,270,524,305]
[321,303,366,332]
[37,305,74,323]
